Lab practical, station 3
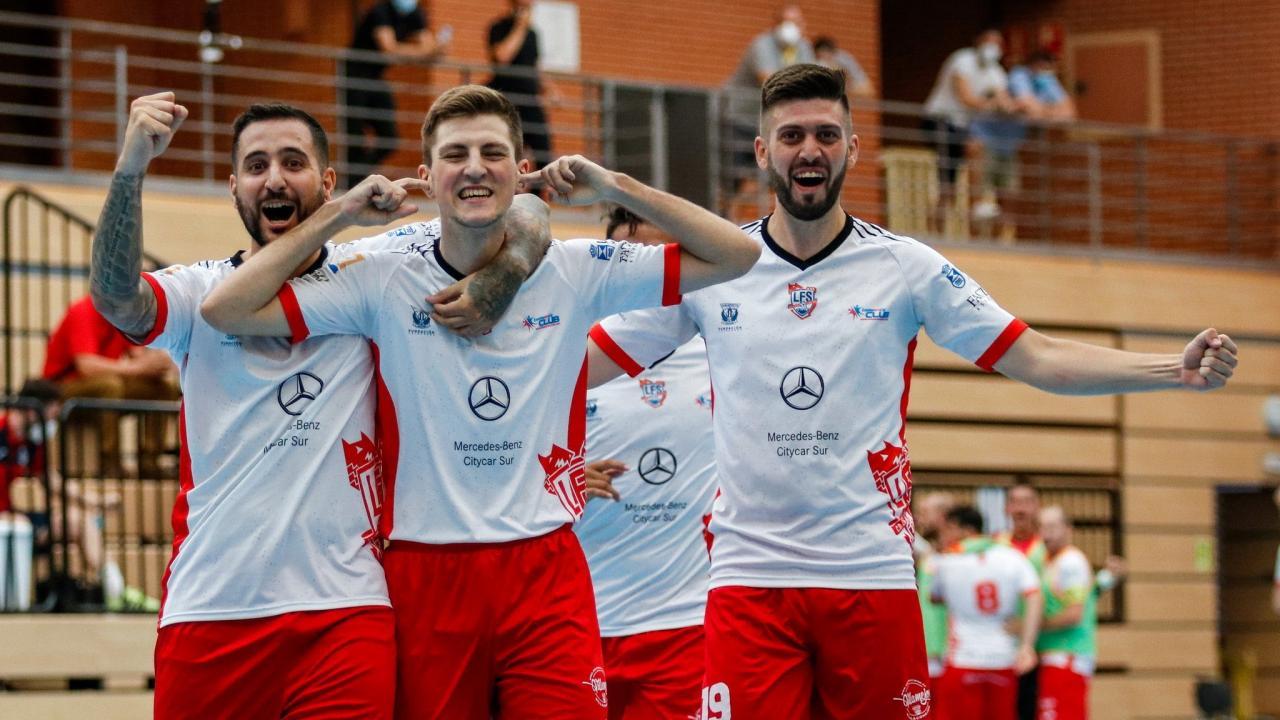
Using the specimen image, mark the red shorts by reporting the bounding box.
[154,606,395,720]
[385,525,607,720]
[935,666,1016,720]
[1037,665,1088,720]
[602,624,703,720]
[702,587,932,720]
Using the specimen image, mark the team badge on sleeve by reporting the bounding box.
[787,283,818,319]
[940,264,967,288]
[638,379,668,408]
[589,241,616,261]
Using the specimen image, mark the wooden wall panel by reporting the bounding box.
[909,374,1117,425]
[0,616,155,675]
[1124,391,1275,435]
[1123,581,1218,623]
[1122,485,1215,530]
[907,424,1117,473]
[1125,437,1280,481]
[1125,533,1217,575]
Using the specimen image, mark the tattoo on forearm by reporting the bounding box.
[468,261,524,324]
[90,172,156,336]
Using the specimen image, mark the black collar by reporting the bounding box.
[432,239,466,281]
[760,214,854,271]
[229,245,329,275]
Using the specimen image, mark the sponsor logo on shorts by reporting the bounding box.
[582,666,608,708]
[893,679,932,720]
[699,681,731,719]
[787,282,818,319]
[639,378,668,408]
[940,263,967,288]
[849,305,891,320]
[522,312,561,331]
[589,241,615,261]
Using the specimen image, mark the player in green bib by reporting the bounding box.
[1035,506,1094,720]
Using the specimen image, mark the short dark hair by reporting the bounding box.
[605,206,643,239]
[760,63,850,127]
[813,36,836,53]
[946,505,985,534]
[231,103,330,170]
[421,85,523,166]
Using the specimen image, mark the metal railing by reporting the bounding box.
[2,186,167,396]
[0,10,1276,266]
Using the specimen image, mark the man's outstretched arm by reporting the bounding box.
[91,92,189,337]
[994,327,1238,395]
[201,175,425,336]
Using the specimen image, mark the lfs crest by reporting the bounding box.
[638,379,668,408]
[787,282,818,319]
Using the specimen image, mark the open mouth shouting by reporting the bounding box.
[792,167,828,190]
[260,198,298,232]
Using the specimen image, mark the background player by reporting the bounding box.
[931,505,1042,720]
[1036,506,1098,720]
[92,92,546,719]
[200,85,758,719]
[587,63,1238,720]
[997,479,1048,720]
[576,206,717,720]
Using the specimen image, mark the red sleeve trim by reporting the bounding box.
[276,284,310,345]
[135,272,169,346]
[661,242,682,307]
[589,324,645,378]
[975,318,1029,373]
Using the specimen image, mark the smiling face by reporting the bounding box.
[229,118,334,247]
[421,114,528,230]
[757,97,857,222]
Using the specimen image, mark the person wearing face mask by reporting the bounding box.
[723,5,817,196]
[923,28,1018,237]
[1008,49,1076,122]
[344,0,451,188]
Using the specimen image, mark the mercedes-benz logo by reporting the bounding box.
[637,447,677,485]
[468,376,511,421]
[278,371,324,416]
[779,366,824,410]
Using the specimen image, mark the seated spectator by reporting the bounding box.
[343,0,450,188]
[1009,48,1076,122]
[814,36,875,99]
[42,295,179,477]
[923,28,1019,237]
[722,4,815,195]
[487,0,559,168]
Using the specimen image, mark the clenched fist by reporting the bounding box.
[117,91,189,174]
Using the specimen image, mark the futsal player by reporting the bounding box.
[200,85,759,719]
[586,63,1237,720]
[576,207,717,720]
[92,92,547,719]
[930,505,1042,720]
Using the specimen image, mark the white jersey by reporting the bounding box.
[593,215,1026,591]
[283,223,680,544]
[141,229,422,627]
[575,340,716,637]
[931,541,1040,669]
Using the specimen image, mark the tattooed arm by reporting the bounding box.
[90,92,188,337]
[427,193,551,336]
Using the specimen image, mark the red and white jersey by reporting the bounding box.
[931,542,1040,669]
[592,215,1027,591]
[574,339,716,637]
[283,222,680,544]
[141,229,422,627]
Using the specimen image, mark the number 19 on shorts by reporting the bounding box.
[700,682,731,719]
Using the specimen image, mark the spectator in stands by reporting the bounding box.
[488,0,558,168]
[344,0,450,188]
[814,36,874,99]
[42,295,178,477]
[913,492,955,683]
[723,4,816,194]
[923,28,1018,237]
[1036,506,1099,720]
[0,380,55,610]
[1008,49,1076,122]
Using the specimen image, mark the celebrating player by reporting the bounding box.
[91,92,547,719]
[201,85,758,719]
[587,63,1237,720]
[930,505,1042,720]
[575,207,717,720]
